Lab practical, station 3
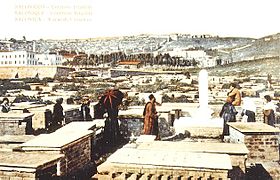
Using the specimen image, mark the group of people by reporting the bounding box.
[48,97,93,133]
[1,82,278,143]
[220,82,278,140]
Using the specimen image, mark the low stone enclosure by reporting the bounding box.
[94,138,248,180]
[0,113,34,135]
[94,121,280,180]
[228,122,280,163]
[1,117,279,179]
[0,120,105,180]
[228,122,280,179]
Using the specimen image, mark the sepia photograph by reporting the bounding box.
[0,0,280,179]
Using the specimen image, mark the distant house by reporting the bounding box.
[62,54,76,63]
[0,50,38,66]
[35,54,63,66]
[117,60,141,69]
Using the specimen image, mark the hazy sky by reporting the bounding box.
[0,0,280,40]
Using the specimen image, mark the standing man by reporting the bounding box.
[143,94,160,140]
[50,98,64,133]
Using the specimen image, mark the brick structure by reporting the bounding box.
[94,163,229,180]
[132,140,248,179]
[95,149,231,179]
[228,122,280,163]
[0,151,63,180]
[94,140,233,179]
[137,141,248,172]
[0,113,33,135]
[16,121,105,178]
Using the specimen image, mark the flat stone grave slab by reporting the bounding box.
[19,121,98,150]
[0,151,63,171]
[135,141,249,155]
[228,122,280,134]
[106,148,232,170]
[0,112,34,120]
[0,135,35,151]
[0,135,35,143]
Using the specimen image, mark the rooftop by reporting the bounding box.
[118,61,141,65]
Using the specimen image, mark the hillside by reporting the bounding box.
[226,33,280,61]
[207,57,280,78]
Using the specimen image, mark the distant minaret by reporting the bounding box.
[33,41,36,52]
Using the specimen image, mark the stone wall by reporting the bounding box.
[64,108,82,124]
[94,163,229,180]
[244,134,279,162]
[110,69,155,78]
[185,127,222,138]
[0,116,33,135]
[228,123,280,163]
[0,170,36,180]
[0,66,74,79]
[60,135,92,176]
[119,117,173,139]
[19,122,100,178]
[229,126,245,143]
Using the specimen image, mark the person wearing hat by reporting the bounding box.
[49,98,64,132]
[1,98,11,113]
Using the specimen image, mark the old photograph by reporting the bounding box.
[0,0,280,179]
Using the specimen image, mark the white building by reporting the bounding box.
[157,49,217,68]
[186,50,217,68]
[0,50,38,66]
[186,50,207,60]
[199,55,217,68]
[35,54,63,66]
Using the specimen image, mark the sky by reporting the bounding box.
[0,0,280,40]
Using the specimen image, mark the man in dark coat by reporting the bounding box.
[50,98,64,132]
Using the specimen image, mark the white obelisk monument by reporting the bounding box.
[173,69,222,134]
[196,69,211,119]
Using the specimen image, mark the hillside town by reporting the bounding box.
[0,33,280,179]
